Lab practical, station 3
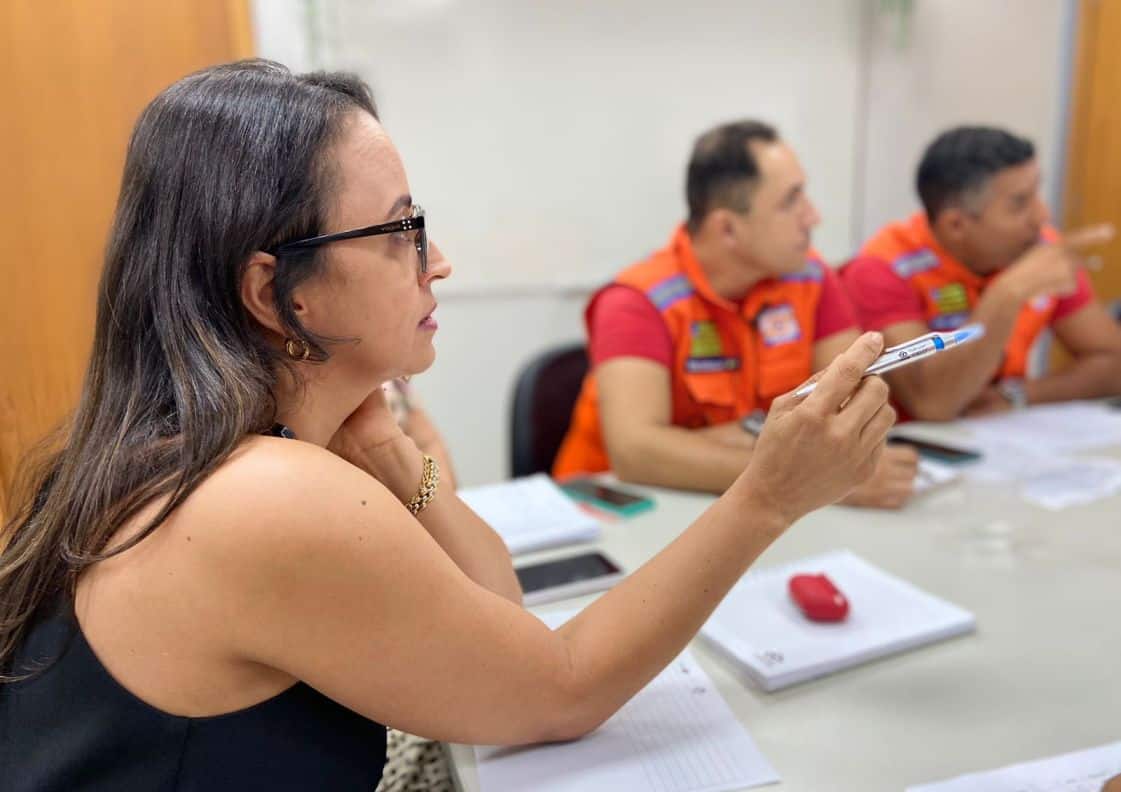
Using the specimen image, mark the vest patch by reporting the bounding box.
[648,274,694,311]
[756,303,803,347]
[689,320,724,358]
[931,283,970,315]
[892,249,939,279]
[684,356,741,373]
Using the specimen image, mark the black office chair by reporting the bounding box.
[509,343,588,478]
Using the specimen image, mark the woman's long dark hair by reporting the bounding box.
[0,60,378,678]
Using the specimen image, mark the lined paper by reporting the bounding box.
[474,613,779,792]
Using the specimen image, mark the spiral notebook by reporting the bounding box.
[700,550,975,691]
[458,474,602,555]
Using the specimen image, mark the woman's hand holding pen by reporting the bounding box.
[736,332,896,526]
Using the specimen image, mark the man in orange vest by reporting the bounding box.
[553,120,918,509]
[842,126,1121,420]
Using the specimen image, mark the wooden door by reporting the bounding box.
[1065,0,1121,304]
[0,1,252,513]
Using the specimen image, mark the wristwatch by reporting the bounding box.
[996,378,1028,410]
[739,410,766,436]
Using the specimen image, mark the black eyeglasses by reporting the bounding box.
[270,205,427,274]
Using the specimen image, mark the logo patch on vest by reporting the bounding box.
[930,283,970,315]
[756,304,802,347]
[689,321,724,358]
[684,356,741,373]
[892,249,938,279]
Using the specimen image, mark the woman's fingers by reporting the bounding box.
[803,333,884,415]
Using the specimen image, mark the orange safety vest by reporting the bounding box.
[858,212,1060,380]
[553,225,827,477]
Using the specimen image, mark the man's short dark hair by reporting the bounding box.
[686,120,779,232]
[916,126,1035,220]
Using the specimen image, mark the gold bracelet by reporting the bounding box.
[405,454,440,516]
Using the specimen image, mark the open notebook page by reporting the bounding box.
[473,610,779,792]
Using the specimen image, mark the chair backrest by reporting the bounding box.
[509,343,588,478]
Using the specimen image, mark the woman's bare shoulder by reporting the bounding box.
[175,435,402,556]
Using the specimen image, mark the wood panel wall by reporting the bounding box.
[1065,0,1121,304]
[0,1,253,514]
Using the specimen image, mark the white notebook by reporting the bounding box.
[457,474,601,555]
[474,611,780,792]
[906,740,1121,792]
[700,550,975,691]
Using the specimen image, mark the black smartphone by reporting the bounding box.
[516,551,625,606]
[889,435,982,464]
[560,479,655,517]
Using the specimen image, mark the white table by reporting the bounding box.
[448,423,1121,792]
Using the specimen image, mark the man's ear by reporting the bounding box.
[240,251,306,336]
[701,209,742,249]
[933,206,968,246]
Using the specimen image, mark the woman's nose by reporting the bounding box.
[422,239,451,283]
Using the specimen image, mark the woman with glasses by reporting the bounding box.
[0,60,894,791]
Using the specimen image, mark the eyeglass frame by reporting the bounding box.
[268,204,427,274]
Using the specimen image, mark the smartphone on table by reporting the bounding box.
[560,478,655,517]
[516,551,626,606]
[888,434,982,465]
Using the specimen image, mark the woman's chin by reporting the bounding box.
[404,347,437,377]
[370,345,436,384]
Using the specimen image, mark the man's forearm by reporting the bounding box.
[607,425,751,493]
[1025,352,1121,405]
[897,286,1023,419]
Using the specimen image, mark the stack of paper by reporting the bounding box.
[700,550,975,691]
[960,401,1121,485]
[915,458,960,495]
[962,401,1121,457]
[906,740,1121,792]
[458,474,601,555]
[474,611,780,792]
[1019,457,1121,511]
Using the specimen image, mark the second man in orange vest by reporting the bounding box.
[842,126,1121,420]
[554,120,918,509]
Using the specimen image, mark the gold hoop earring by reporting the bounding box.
[285,338,311,361]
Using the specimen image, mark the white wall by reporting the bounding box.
[251,0,1075,486]
[421,290,587,484]
[858,0,1074,243]
[307,0,864,287]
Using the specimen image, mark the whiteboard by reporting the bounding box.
[259,0,865,290]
